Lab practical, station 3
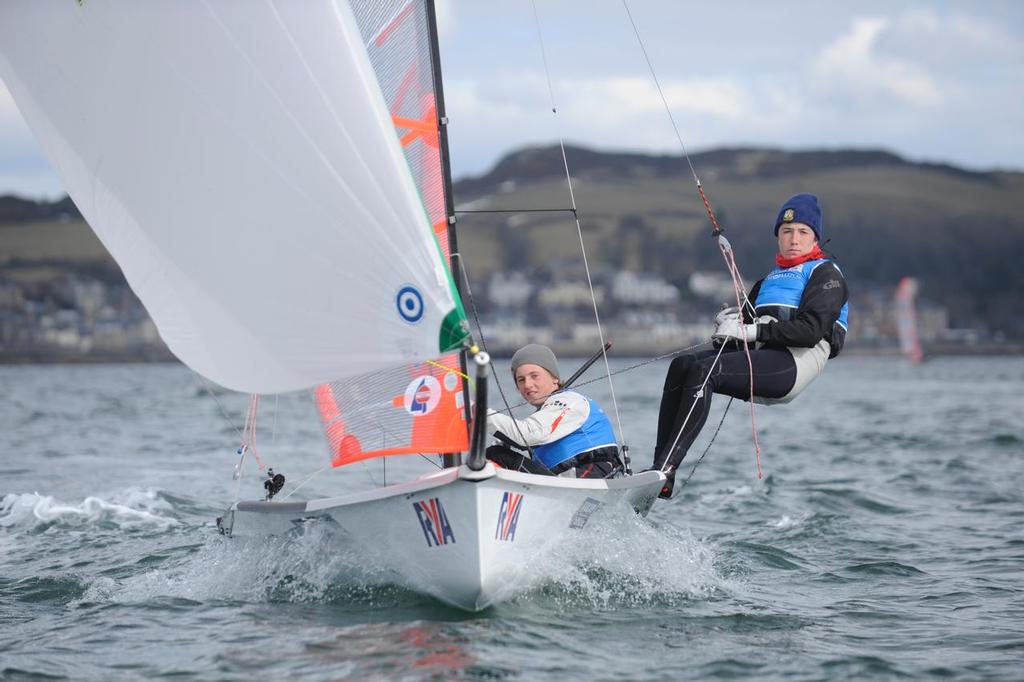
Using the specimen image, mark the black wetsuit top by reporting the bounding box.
[747,260,849,358]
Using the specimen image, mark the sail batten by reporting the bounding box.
[0,0,467,393]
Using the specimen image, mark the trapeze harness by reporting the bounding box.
[532,395,620,474]
[752,257,849,404]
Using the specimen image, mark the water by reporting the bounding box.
[2,357,1022,680]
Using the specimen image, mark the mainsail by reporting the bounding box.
[313,0,470,464]
[0,1,468,394]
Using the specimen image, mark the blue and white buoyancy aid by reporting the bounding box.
[532,395,618,469]
[755,258,849,329]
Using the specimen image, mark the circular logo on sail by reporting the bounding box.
[403,376,441,416]
[396,285,424,323]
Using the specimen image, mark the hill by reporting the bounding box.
[451,145,1024,339]
[2,145,1023,352]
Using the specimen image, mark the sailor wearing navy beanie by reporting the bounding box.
[649,191,850,500]
[774,193,823,241]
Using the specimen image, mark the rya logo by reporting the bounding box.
[413,497,455,547]
[495,492,524,542]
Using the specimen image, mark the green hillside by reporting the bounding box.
[2,145,1022,341]
[452,146,1024,338]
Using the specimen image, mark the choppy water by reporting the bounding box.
[1,356,1022,680]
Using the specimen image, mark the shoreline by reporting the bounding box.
[2,343,1021,366]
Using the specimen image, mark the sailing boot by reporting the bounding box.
[647,450,682,499]
[653,465,677,499]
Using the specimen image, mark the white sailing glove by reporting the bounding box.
[713,316,758,343]
[714,306,740,327]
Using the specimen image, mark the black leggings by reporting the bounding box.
[486,445,617,479]
[654,347,796,469]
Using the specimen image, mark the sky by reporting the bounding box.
[1,0,1022,199]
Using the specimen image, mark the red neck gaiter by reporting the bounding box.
[776,244,826,268]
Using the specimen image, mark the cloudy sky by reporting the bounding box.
[2,0,1022,198]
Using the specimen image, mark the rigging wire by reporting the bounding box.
[197,375,243,441]
[658,341,727,472]
[455,208,576,215]
[500,341,710,412]
[242,394,263,468]
[529,0,627,461]
[677,398,733,494]
[454,252,538,463]
[196,374,252,501]
[621,0,763,477]
[279,465,329,501]
[271,394,279,443]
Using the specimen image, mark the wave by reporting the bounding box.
[76,521,416,608]
[0,489,181,532]
[520,511,729,609]
[68,508,728,612]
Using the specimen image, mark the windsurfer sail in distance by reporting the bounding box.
[651,193,850,498]
[485,344,622,479]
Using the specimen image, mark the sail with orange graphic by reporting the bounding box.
[313,0,470,466]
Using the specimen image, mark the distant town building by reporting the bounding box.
[689,271,736,302]
[488,272,533,308]
[611,271,679,305]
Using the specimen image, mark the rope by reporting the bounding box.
[454,252,536,459]
[621,0,701,187]
[677,398,733,493]
[455,208,576,215]
[718,237,763,477]
[530,0,626,450]
[197,375,243,440]
[196,375,255,501]
[241,394,265,470]
[271,394,279,444]
[500,342,709,412]
[622,0,763,478]
[279,466,328,501]
[658,341,728,471]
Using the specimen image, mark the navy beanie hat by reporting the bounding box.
[774,193,822,241]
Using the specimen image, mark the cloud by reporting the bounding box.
[900,7,1024,60]
[814,16,943,109]
[443,73,764,173]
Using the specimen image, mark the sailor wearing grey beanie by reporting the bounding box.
[485,344,621,479]
[510,343,560,383]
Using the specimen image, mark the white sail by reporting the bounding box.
[0,0,466,393]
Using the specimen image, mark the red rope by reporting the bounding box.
[241,394,265,471]
[697,184,723,235]
[719,241,763,479]
[699,185,764,479]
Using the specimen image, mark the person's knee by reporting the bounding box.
[676,355,716,392]
[669,355,691,372]
[668,354,701,382]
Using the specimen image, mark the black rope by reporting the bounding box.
[499,342,710,411]
[677,398,733,493]
[455,208,577,215]
[453,253,533,455]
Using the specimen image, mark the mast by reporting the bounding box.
[426,0,472,468]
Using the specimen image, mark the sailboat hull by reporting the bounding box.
[219,464,664,610]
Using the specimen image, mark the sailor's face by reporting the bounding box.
[514,364,559,407]
[777,222,817,259]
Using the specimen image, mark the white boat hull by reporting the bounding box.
[218,463,664,610]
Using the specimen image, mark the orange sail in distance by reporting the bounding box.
[894,277,924,364]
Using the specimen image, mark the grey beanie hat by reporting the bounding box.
[510,344,560,379]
